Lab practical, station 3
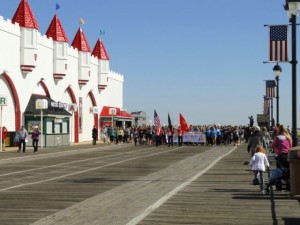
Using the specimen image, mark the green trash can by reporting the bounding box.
[288,146,300,197]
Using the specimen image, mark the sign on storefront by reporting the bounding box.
[0,95,7,106]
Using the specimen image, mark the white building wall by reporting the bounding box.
[0,16,124,143]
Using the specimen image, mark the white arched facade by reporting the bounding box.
[0,7,124,145]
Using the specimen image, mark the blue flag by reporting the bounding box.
[56,3,60,10]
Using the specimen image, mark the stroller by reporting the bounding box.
[265,153,290,194]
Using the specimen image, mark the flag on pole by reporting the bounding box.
[99,30,105,36]
[55,3,60,10]
[168,113,172,129]
[179,113,190,133]
[80,18,86,25]
[263,96,271,115]
[266,80,276,98]
[269,25,288,62]
[154,110,161,127]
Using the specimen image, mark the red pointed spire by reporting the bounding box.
[46,15,69,43]
[71,28,91,52]
[12,0,39,29]
[92,39,110,60]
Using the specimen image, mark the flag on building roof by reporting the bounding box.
[154,109,161,127]
[269,25,288,62]
[266,80,276,98]
[168,113,172,129]
[179,113,190,133]
[55,3,60,10]
[99,30,105,36]
[80,18,86,25]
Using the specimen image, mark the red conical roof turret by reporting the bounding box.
[12,0,39,29]
[71,28,91,52]
[92,39,110,60]
[46,15,68,43]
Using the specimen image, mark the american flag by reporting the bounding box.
[264,96,271,115]
[266,80,276,98]
[154,109,161,127]
[269,25,288,62]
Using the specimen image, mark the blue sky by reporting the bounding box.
[1,0,299,127]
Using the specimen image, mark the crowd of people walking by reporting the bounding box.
[99,124,250,147]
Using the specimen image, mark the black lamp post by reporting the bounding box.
[273,63,282,125]
[285,0,300,146]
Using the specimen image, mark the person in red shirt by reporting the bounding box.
[178,126,183,146]
[155,126,162,147]
[1,126,8,151]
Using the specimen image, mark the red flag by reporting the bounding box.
[179,113,190,133]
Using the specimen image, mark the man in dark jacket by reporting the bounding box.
[92,126,98,145]
[247,126,267,156]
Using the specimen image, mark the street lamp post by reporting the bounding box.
[273,63,282,125]
[285,0,300,146]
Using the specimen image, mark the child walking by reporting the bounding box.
[249,146,270,194]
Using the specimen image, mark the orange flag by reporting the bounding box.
[179,113,190,133]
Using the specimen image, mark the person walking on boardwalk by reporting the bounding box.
[155,126,162,147]
[177,126,183,146]
[17,126,28,153]
[92,126,98,145]
[1,126,8,151]
[167,127,173,147]
[31,126,40,153]
[249,146,270,194]
[247,126,267,156]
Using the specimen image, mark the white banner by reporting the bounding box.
[168,132,206,143]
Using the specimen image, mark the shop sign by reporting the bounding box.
[36,99,48,109]
[68,104,77,112]
[50,101,68,110]
[109,108,117,115]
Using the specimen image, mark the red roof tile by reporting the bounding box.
[92,39,110,60]
[71,28,91,52]
[46,15,69,43]
[12,0,39,29]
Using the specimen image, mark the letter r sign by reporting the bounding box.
[0,96,7,106]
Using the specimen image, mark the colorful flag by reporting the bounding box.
[80,18,86,25]
[179,113,190,133]
[55,3,60,10]
[269,25,288,62]
[168,113,172,129]
[154,110,161,127]
[99,30,105,36]
[266,80,276,98]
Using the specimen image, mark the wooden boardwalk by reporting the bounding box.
[0,143,299,225]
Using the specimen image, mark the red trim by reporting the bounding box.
[88,91,98,140]
[78,80,89,85]
[2,72,21,131]
[39,80,50,98]
[67,86,79,142]
[53,74,66,79]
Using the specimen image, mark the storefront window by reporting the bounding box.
[54,123,60,134]
[46,121,53,134]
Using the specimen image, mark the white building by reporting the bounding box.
[0,0,129,146]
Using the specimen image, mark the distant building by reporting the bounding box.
[131,111,147,127]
